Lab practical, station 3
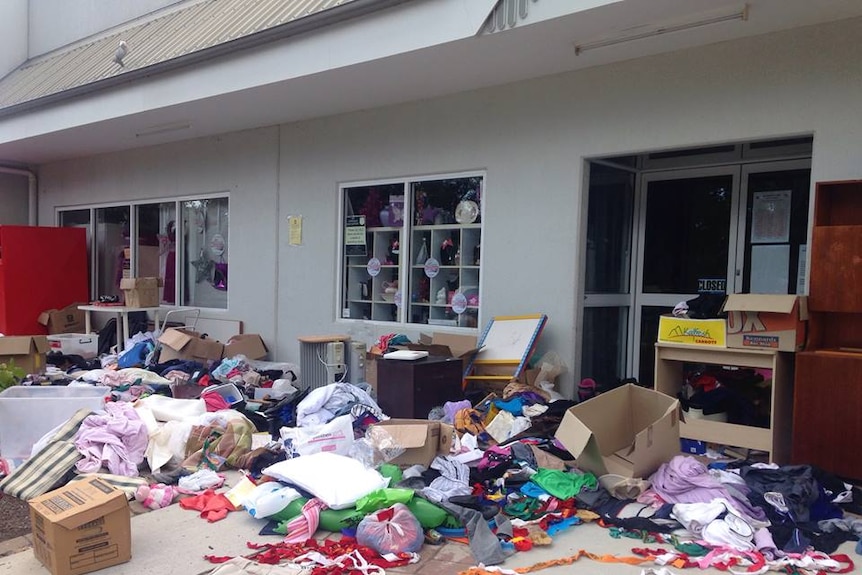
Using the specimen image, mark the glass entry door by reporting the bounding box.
[635,167,739,384]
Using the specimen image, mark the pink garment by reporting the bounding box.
[648,455,766,522]
[284,498,327,543]
[74,401,149,476]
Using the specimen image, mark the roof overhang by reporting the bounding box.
[2,0,862,164]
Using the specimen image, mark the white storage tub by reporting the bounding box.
[47,333,99,359]
[0,385,109,459]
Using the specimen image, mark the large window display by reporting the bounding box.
[341,174,482,328]
[58,195,229,309]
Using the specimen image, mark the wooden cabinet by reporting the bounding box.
[791,180,862,479]
[654,342,794,463]
[376,356,465,419]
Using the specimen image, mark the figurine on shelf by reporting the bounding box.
[387,234,400,265]
[440,237,457,265]
[435,286,448,305]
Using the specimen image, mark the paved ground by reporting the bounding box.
[0,496,29,544]
[2,471,860,575]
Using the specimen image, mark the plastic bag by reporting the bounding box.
[355,488,414,515]
[280,414,354,458]
[348,425,405,469]
[243,482,301,519]
[356,503,423,555]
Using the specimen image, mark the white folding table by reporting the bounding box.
[78,305,198,351]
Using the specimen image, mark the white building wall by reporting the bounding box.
[38,127,281,346]
[38,18,862,397]
[0,173,29,225]
[0,0,28,78]
[29,0,183,56]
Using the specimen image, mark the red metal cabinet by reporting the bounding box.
[0,226,88,335]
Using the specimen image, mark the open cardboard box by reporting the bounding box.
[37,303,87,335]
[0,335,50,374]
[158,327,267,363]
[401,332,481,362]
[371,419,454,467]
[555,383,680,479]
[119,277,163,308]
[722,294,807,351]
[29,476,131,575]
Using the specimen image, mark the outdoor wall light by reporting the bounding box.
[574,5,749,55]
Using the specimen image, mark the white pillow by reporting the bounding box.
[262,452,389,510]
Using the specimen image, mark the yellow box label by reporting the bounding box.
[658,317,726,346]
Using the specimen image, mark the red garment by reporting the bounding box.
[179,489,236,522]
[203,392,231,412]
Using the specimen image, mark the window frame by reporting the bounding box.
[337,170,485,331]
[55,191,230,310]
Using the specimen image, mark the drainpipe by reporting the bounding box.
[0,165,37,225]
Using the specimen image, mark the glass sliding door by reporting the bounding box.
[581,162,635,391]
[635,167,738,385]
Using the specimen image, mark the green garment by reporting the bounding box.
[530,468,597,500]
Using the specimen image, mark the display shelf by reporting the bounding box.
[654,342,794,463]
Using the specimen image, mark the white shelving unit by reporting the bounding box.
[344,226,402,322]
[407,223,480,328]
[653,342,794,463]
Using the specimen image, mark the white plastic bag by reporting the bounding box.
[280,414,354,457]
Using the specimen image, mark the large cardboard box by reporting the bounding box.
[555,384,680,479]
[29,477,131,575]
[119,277,163,308]
[657,315,726,347]
[371,419,453,467]
[722,294,808,352]
[223,334,268,360]
[158,327,224,363]
[0,335,50,374]
[37,304,87,335]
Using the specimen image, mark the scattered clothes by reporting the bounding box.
[74,401,148,476]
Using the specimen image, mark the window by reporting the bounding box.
[341,174,483,328]
[58,195,229,309]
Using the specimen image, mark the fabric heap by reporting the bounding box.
[74,401,148,476]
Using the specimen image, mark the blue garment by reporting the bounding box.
[519,482,549,498]
[493,397,526,414]
[546,516,580,536]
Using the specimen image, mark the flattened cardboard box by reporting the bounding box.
[722,294,807,352]
[29,477,131,575]
[0,335,50,374]
[38,303,87,335]
[555,384,680,479]
[371,419,453,467]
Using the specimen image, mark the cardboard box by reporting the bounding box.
[657,315,726,347]
[0,335,50,374]
[405,332,480,361]
[371,419,453,467]
[119,277,163,308]
[47,334,98,359]
[555,384,680,479]
[223,334,268,360]
[158,327,224,363]
[38,304,87,335]
[29,477,131,575]
[722,294,808,351]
